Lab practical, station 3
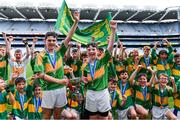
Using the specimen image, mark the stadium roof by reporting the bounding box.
[0,0,179,22]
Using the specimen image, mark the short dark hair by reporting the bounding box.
[86,42,97,48]
[33,84,41,91]
[15,77,26,86]
[45,32,58,40]
[159,50,168,55]
[98,47,104,52]
[174,53,180,58]
[15,49,22,53]
[119,70,128,75]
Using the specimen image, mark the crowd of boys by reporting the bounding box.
[0,11,179,120]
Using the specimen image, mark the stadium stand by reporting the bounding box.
[0,4,179,51]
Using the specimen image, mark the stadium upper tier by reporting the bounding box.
[0,21,179,36]
[0,2,179,22]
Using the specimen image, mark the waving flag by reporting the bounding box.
[55,0,117,46]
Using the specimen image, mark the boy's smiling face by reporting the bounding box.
[109,80,117,91]
[45,36,57,52]
[16,82,26,93]
[175,56,180,65]
[159,75,168,86]
[138,75,147,87]
[120,72,129,83]
[87,45,97,60]
[34,86,41,97]
[0,79,5,91]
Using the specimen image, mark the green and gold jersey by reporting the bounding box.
[67,82,84,113]
[117,81,133,110]
[126,57,138,76]
[34,43,67,90]
[81,50,111,91]
[151,46,173,80]
[174,80,180,110]
[139,55,153,80]
[0,90,8,119]
[113,59,127,80]
[107,58,117,79]
[109,88,122,110]
[66,57,82,78]
[171,63,180,83]
[11,84,33,119]
[133,82,152,110]
[0,54,8,81]
[30,57,36,74]
[28,96,42,119]
[152,84,173,108]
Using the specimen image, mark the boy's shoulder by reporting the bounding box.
[166,85,172,91]
[81,60,89,71]
[38,50,46,57]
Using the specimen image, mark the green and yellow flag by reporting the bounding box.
[55,0,116,46]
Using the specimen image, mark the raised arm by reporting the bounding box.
[170,76,177,93]
[129,65,142,85]
[118,40,126,60]
[5,85,15,105]
[2,32,13,58]
[147,67,156,86]
[22,38,30,60]
[76,42,81,60]
[63,11,80,47]
[151,41,159,64]
[107,20,117,52]
[31,37,38,59]
[64,43,73,60]
[162,38,173,55]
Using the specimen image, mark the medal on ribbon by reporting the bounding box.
[88,60,97,86]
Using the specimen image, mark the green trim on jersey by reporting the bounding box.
[34,43,67,90]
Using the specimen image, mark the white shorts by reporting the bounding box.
[85,88,111,113]
[42,87,67,109]
[135,104,149,111]
[117,106,134,120]
[152,106,169,119]
[14,116,26,120]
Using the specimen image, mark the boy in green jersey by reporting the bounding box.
[151,39,174,82]
[138,46,154,81]
[34,11,80,119]
[129,65,155,119]
[9,76,35,119]
[108,78,124,120]
[116,70,137,119]
[81,20,116,120]
[0,78,15,119]
[173,79,180,118]
[151,74,177,119]
[172,54,180,117]
[28,84,42,119]
[0,44,8,81]
[171,53,180,83]
[65,43,82,78]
